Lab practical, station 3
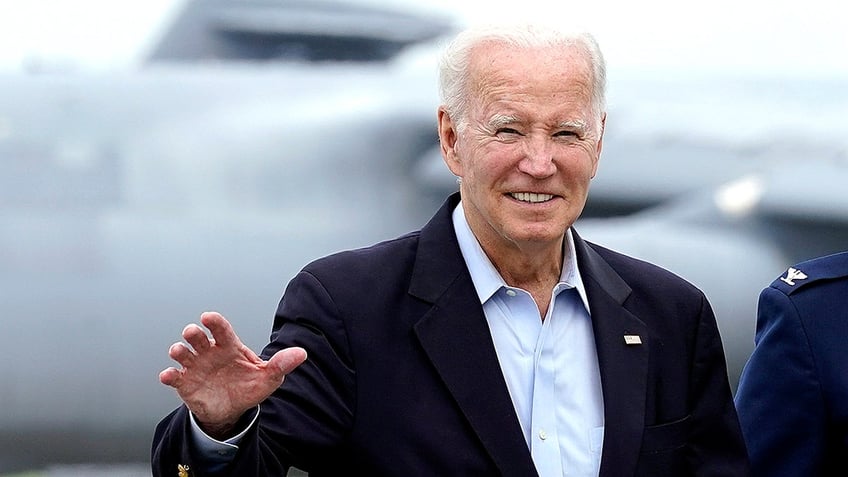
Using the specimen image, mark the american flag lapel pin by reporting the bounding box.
[624,335,642,345]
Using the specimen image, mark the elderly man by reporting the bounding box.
[153,23,749,476]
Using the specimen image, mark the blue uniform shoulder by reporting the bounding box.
[769,251,848,295]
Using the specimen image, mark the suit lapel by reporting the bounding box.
[410,194,538,477]
[573,231,649,477]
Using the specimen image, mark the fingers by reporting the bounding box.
[267,347,308,381]
[163,312,297,390]
[163,322,211,378]
[168,341,196,365]
[200,311,242,348]
[164,312,238,371]
[159,367,181,387]
[182,323,211,353]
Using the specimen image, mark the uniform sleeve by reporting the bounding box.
[735,286,826,477]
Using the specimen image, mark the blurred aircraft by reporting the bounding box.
[0,0,453,472]
[146,0,451,63]
[1,0,847,473]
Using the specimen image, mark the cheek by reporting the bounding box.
[480,143,524,172]
[464,145,513,181]
[562,147,599,181]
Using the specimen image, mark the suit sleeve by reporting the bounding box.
[151,269,356,476]
[734,286,825,477]
[687,293,751,476]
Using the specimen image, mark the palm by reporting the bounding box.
[173,338,272,421]
[160,312,307,432]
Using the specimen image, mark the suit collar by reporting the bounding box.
[571,230,631,305]
[408,193,465,303]
[572,231,649,477]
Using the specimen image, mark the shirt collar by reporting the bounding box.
[451,202,591,313]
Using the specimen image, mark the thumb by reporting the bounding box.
[267,347,308,381]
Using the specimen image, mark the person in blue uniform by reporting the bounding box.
[735,251,848,476]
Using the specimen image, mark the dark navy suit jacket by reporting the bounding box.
[152,193,749,476]
[736,251,848,477]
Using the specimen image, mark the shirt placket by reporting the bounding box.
[530,295,562,477]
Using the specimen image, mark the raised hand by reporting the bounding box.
[159,311,307,438]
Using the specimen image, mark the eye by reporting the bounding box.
[553,130,579,138]
[496,127,522,136]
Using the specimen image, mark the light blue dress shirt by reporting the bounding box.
[192,202,605,476]
[452,203,605,477]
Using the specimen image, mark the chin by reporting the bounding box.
[508,226,565,246]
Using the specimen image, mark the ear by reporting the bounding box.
[591,113,606,179]
[438,107,463,177]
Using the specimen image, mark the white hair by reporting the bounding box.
[438,23,607,134]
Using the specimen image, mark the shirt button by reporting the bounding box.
[505,289,517,297]
[539,429,548,440]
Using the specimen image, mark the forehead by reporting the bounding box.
[467,41,594,113]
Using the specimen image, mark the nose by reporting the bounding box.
[517,135,556,178]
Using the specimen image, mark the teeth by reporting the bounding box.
[511,192,554,203]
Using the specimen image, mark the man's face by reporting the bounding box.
[439,42,604,254]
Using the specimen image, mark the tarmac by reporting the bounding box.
[2,464,309,476]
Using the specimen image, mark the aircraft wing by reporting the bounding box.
[757,159,848,224]
[146,0,456,63]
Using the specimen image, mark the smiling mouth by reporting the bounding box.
[509,192,555,203]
